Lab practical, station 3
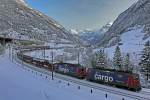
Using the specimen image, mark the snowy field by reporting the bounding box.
[0,48,144,100]
[24,43,92,67]
[24,48,80,64]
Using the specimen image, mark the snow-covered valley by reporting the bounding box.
[0,0,150,99]
[0,48,144,100]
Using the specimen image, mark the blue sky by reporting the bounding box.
[26,0,138,30]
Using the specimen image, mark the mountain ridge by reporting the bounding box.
[70,22,112,46]
[99,0,150,47]
[0,0,76,43]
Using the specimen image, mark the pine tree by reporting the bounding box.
[82,47,93,68]
[0,43,5,55]
[139,41,150,80]
[113,45,123,70]
[95,49,108,68]
[124,53,132,72]
[91,54,97,68]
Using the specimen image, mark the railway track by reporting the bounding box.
[56,75,150,100]
[140,91,150,95]
[14,53,150,100]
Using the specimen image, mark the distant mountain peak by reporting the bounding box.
[15,0,27,5]
[106,22,113,27]
[70,29,78,35]
[72,22,112,46]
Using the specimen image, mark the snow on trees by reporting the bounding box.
[81,47,93,68]
[139,40,150,81]
[0,43,5,55]
[91,54,97,68]
[113,45,123,70]
[92,49,108,68]
[123,53,133,72]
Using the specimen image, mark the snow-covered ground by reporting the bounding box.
[94,27,150,62]
[24,48,80,64]
[0,48,140,100]
[24,42,92,67]
[105,27,150,61]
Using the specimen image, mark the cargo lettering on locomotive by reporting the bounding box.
[94,73,114,82]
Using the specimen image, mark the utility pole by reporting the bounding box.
[43,47,45,59]
[51,49,54,80]
[77,38,80,65]
[8,43,11,59]
[78,47,80,65]
[3,38,5,47]
[51,34,56,80]
[12,39,14,62]
[2,38,5,57]
[21,50,24,66]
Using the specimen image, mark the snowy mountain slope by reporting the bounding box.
[0,0,76,43]
[70,29,79,35]
[95,27,150,65]
[15,0,27,5]
[99,0,150,47]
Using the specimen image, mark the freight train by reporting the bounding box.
[54,63,86,78]
[17,52,141,91]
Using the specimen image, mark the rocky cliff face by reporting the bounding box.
[99,0,150,47]
[0,0,75,43]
